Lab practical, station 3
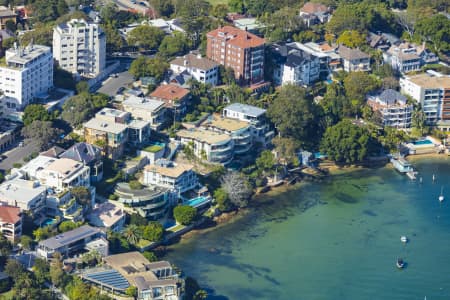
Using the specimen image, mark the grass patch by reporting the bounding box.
[167,224,185,232]
[136,239,152,248]
[0,290,14,300]
[207,0,228,5]
[143,145,164,153]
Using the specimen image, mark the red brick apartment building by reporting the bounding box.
[206,26,265,86]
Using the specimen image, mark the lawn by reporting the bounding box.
[136,239,152,248]
[143,145,164,153]
[207,0,228,5]
[167,224,185,232]
[0,290,14,300]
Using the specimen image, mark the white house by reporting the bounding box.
[0,44,53,109]
[53,19,106,77]
[0,178,47,216]
[122,95,167,131]
[170,53,219,86]
[367,89,413,129]
[336,45,371,72]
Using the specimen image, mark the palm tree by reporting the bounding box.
[123,225,141,245]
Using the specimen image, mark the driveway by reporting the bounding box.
[97,69,135,97]
[0,139,39,171]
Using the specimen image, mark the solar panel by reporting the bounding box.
[84,269,130,290]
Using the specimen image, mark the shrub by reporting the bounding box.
[129,180,143,190]
[173,205,197,225]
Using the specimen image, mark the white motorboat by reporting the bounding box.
[400,236,408,243]
[396,258,405,269]
[439,186,444,202]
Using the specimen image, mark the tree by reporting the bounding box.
[273,137,299,166]
[194,290,208,300]
[336,30,366,48]
[343,72,380,115]
[59,220,82,233]
[260,7,304,42]
[123,224,141,245]
[173,205,197,225]
[30,0,68,22]
[129,213,148,226]
[129,56,169,81]
[151,0,174,17]
[125,286,138,298]
[22,104,51,126]
[103,22,125,53]
[141,222,164,242]
[267,84,321,148]
[71,186,91,207]
[20,235,33,251]
[5,20,16,32]
[127,25,165,50]
[174,0,211,46]
[220,172,252,208]
[50,255,65,287]
[20,23,53,46]
[415,14,450,53]
[61,93,95,127]
[4,259,25,282]
[22,120,62,151]
[158,32,191,57]
[228,0,244,13]
[76,81,89,94]
[33,226,53,241]
[412,104,426,135]
[256,150,275,174]
[142,251,158,262]
[33,258,50,285]
[320,119,376,164]
[214,187,230,212]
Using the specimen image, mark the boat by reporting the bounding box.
[439,186,444,202]
[400,236,408,243]
[433,174,436,182]
[396,258,405,269]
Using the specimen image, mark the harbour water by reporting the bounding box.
[165,158,450,299]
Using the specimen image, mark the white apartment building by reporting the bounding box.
[36,158,91,191]
[170,53,219,86]
[0,178,47,215]
[122,96,167,131]
[53,19,106,77]
[367,89,413,129]
[400,72,450,127]
[143,161,199,195]
[223,103,274,147]
[0,44,53,109]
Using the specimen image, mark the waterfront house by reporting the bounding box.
[337,45,371,72]
[0,205,22,242]
[367,89,413,129]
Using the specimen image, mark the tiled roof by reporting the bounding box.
[170,53,218,71]
[300,2,329,14]
[150,84,190,103]
[207,26,265,48]
[337,45,370,60]
[0,205,21,224]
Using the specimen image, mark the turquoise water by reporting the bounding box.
[185,196,210,207]
[413,139,433,146]
[165,158,450,299]
[42,218,56,227]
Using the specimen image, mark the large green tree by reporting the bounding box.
[127,25,165,50]
[22,104,52,126]
[158,32,192,58]
[415,14,450,53]
[320,119,376,164]
[267,84,321,148]
[343,72,380,115]
[141,222,164,242]
[22,120,62,151]
[173,205,197,225]
[129,56,169,81]
[259,7,304,42]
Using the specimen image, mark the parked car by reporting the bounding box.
[117,87,126,94]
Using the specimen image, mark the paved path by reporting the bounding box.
[0,139,39,171]
[97,69,134,97]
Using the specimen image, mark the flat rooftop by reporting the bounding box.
[84,118,128,134]
[406,74,450,89]
[122,96,165,112]
[224,103,266,117]
[0,178,46,205]
[5,45,51,65]
[177,129,231,145]
[144,162,193,178]
[38,225,102,250]
[18,155,56,178]
[88,202,124,228]
[96,108,129,119]
[201,114,249,132]
[45,158,85,177]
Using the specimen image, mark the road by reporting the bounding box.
[97,68,135,97]
[0,139,39,171]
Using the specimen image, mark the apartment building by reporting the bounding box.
[290,42,341,75]
[200,114,253,155]
[0,44,53,109]
[0,178,47,216]
[206,26,265,85]
[400,72,450,128]
[122,96,167,131]
[367,89,413,129]
[177,129,234,165]
[383,42,438,73]
[0,205,22,242]
[336,45,370,72]
[222,103,274,147]
[143,161,199,195]
[149,84,190,119]
[53,19,106,77]
[270,43,320,86]
[170,53,219,86]
[36,158,91,191]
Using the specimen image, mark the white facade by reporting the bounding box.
[122,96,167,130]
[170,53,219,86]
[53,19,106,77]
[0,45,53,109]
[143,162,199,194]
[0,178,47,214]
[36,158,91,191]
[274,54,320,86]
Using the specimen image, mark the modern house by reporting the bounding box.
[336,45,370,72]
[170,53,219,86]
[122,96,167,131]
[200,114,253,155]
[270,42,320,86]
[0,205,22,242]
[36,158,91,191]
[290,42,341,75]
[299,2,331,27]
[400,72,450,128]
[177,129,235,165]
[223,103,274,147]
[367,89,413,129]
[87,202,126,232]
[102,252,181,300]
[383,42,438,73]
[114,182,170,220]
[206,26,265,85]
[60,142,103,182]
[53,19,106,77]
[0,178,47,217]
[37,225,107,259]
[149,84,190,120]
[0,44,53,109]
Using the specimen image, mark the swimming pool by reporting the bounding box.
[413,139,433,146]
[184,196,210,208]
[42,218,56,227]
